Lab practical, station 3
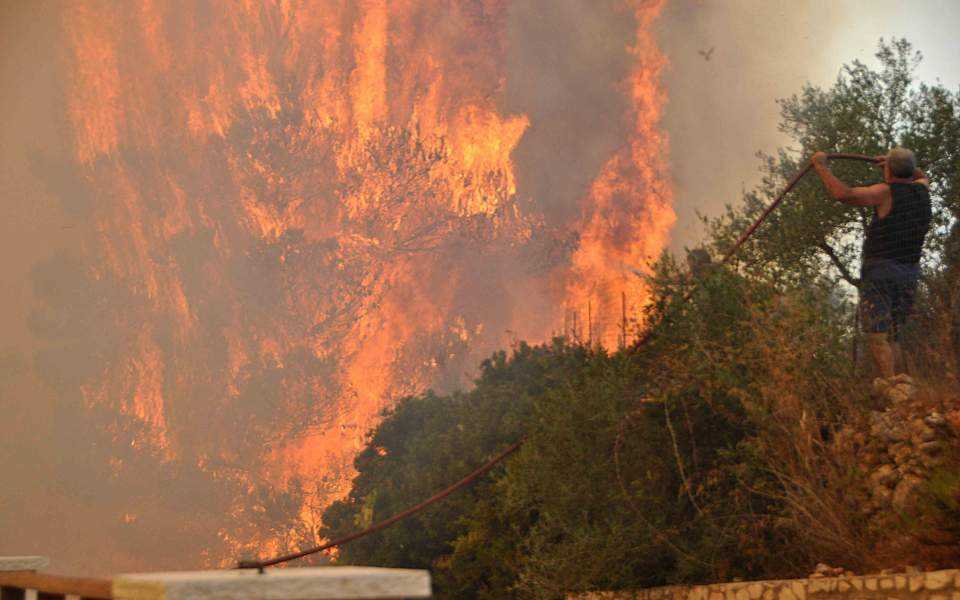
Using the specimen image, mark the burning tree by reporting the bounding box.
[5,0,674,572]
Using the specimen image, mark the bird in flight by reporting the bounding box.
[698,46,715,61]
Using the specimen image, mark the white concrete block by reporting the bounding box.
[113,566,431,599]
[0,556,50,572]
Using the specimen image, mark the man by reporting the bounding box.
[810,148,932,381]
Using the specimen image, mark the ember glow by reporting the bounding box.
[43,0,673,567]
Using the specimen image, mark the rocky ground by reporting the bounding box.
[858,376,959,514]
[830,373,960,570]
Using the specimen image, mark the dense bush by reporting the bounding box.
[320,39,960,598]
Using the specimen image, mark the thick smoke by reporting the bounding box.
[0,0,890,577]
[0,1,68,372]
[657,1,887,250]
[0,0,665,575]
[0,0,89,567]
[506,0,635,225]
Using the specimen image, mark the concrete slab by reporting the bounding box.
[112,566,431,599]
[0,556,50,572]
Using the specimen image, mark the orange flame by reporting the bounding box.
[57,0,673,564]
[564,0,675,347]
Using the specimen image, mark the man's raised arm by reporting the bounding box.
[810,151,887,207]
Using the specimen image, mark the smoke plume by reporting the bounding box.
[1,0,672,574]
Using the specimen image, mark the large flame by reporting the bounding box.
[564,0,675,347]
[51,0,673,565]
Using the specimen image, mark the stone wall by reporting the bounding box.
[569,569,960,600]
[843,378,960,517]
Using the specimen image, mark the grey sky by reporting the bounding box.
[661,0,960,251]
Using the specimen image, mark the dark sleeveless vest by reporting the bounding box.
[862,182,932,267]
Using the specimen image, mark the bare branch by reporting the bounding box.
[818,241,860,287]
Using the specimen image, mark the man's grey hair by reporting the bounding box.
[887,147,917,178]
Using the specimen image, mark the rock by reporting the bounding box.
[895,385,917,403]
[809,577,836,593]
[892,474,924,511]
[870,412,906,442]
[924,412,947,430]
[872,484,893,506]
[919,441,944,455]
[811,563,844,578]
[920,452,945,469]
[870,374,918,404]
[887,386,912,403]
[890,443,913,465]
[944,410,960,434]
[870,464,898,488]
[869,494,889,511]
[923,570,952,590]
[872,377,892,396]
[911,420,938,443]
[871,377,894,398]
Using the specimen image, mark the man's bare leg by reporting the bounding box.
[889,340,904,375]
[868,332,896,379]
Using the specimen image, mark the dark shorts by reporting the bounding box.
[860,260,920,341]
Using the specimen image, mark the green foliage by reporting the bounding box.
[321,39,960,597]
[923,457,960,540]
[706,39,960,286]
[321,341,589,571]
[324,265,862,597]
